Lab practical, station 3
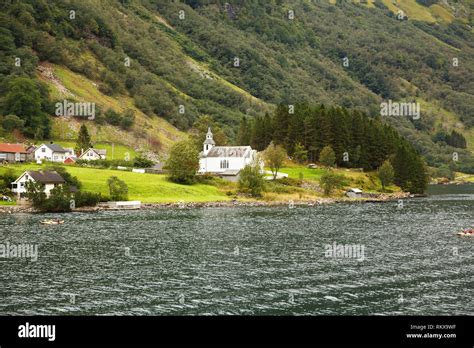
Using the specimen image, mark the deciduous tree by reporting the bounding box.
[319,145,336,168]
[377,160,394,190]
[264,142,287,180]
[165,140,199,184]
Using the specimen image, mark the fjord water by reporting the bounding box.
[1,185,473,315]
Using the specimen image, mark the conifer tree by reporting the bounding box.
[251,116,267,151]
[262,113,273,148]
[75,124,91,155]
[237,116,251,145]
[272,104,289,146]
[293,142,308,163]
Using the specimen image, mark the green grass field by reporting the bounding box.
[1,160,405,204]
[0,163,229,203]
[277,164,400,192]
[455,173,474,183]
[278,166,326,181]
[54,141,137,161]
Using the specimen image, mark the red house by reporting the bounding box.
[64,156,77,164]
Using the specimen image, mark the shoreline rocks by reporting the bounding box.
[0,192,412,214]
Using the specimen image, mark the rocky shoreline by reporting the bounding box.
[0,192,413,214]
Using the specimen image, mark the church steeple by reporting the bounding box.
[203,127,215,155]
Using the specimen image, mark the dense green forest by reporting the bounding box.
[0,0,473,172]
[236,103,428,193]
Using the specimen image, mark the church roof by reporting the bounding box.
[205,146,251,158]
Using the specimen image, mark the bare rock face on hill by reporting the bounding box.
[37,64,75,98]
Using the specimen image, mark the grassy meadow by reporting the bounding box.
[276,162,400,193]
[0,163,229,203]
[0,159,409,205]
[54,141,137,161]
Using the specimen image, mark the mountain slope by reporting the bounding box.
[0,0,472,169]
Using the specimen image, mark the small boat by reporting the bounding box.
[40,219,64,225]
[457,229,474,237]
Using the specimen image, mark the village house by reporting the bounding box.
[26,145,37,158]
[11,170,65,198]
[199,127,261,181]
[63,156,77,164]
[78,148,106,161]
[33,143,73,163]
[0,143,29,163]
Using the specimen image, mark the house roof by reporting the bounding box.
[26,145,37,153]
[26,171,65,184]
[204,146,251,158]
[93,149,106,155]
[42,143,68,153]
[0,143,27,154]
[219,169,241,176]
[79,148,106,158]
[347,188,363,193]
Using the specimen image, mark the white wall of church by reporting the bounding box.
[199,157,250,173]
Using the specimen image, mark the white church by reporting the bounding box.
[199,127,260,180]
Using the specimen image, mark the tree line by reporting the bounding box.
[237,104,428,193]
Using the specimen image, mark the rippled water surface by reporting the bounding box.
[1,185,473,315]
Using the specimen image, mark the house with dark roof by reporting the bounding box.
[33,143,73,162]
[11,170,66,198]
[0,143,28,163]
[199,127,261,180]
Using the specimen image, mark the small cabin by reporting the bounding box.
[64,156,77,164]
[345,188,363,198]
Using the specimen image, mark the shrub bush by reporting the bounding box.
[238,163,265,197]
[107,176,128,201]
[74,191,102,207]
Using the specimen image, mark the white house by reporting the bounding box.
[345,188,363,198]
[199,127,260,180]
[11,171,65,198]
[78,148,106,161]
[34,143,72,163]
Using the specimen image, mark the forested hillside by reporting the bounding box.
[0,0,473,170]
